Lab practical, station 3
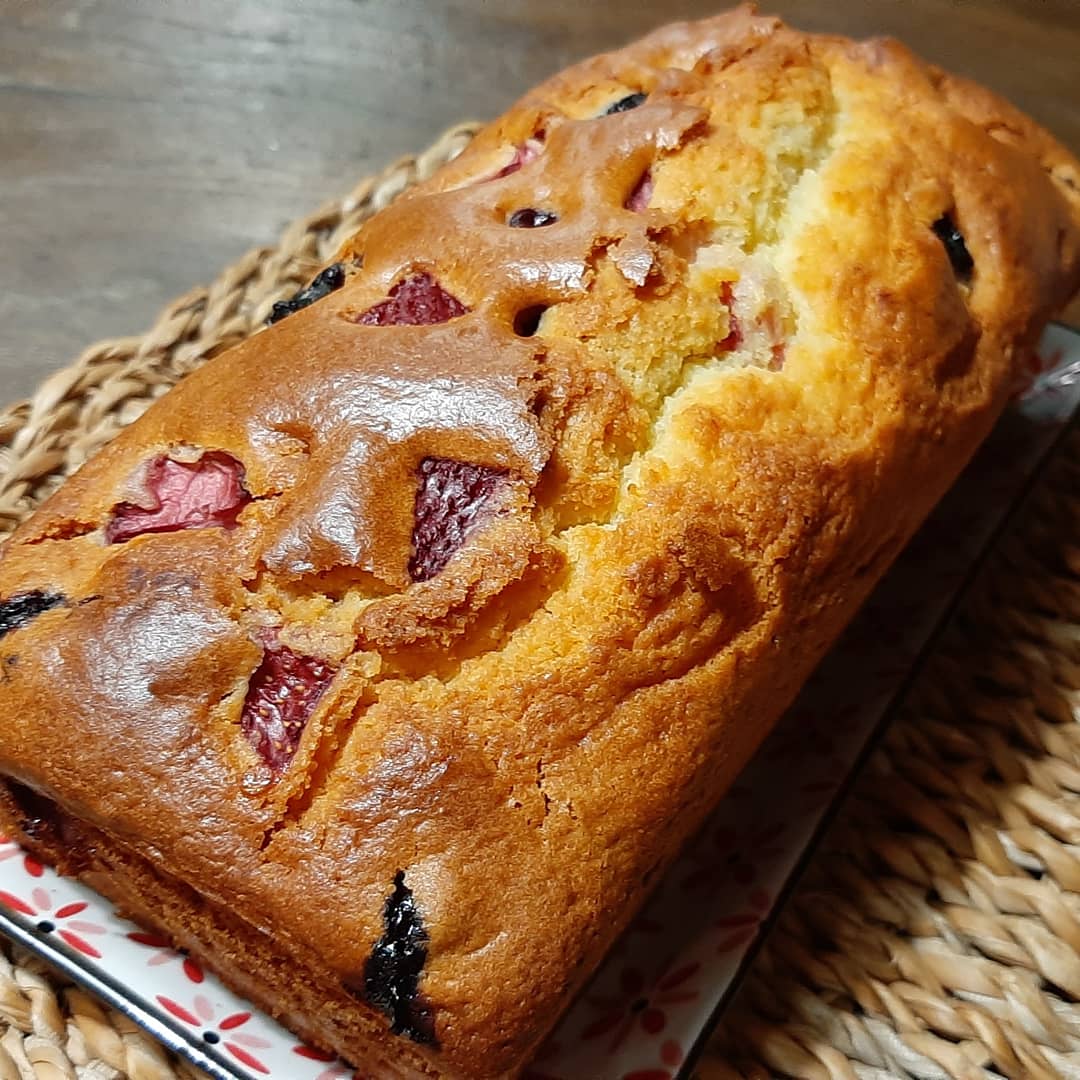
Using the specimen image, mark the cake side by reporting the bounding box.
[0,6,1077,1077]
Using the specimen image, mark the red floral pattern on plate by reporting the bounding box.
[293,1045,352,1080]
[157,994,273,1074]
[582,964,700,1054]
[0,835,45,878]
[0,883,106,958]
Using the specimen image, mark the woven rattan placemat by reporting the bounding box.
[1,123,1078,1080]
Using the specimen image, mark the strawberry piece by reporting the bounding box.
[493,137,543,180]
[105,453,250,544]
[241,642,335,774]
[355,273,468,327]
[409,458,507,582]
[718,281,742,351]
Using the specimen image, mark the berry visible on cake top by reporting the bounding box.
[409,458,508,581]
[105,453,251,544]
[492,137,544,180]
[240,641,335,774]
[0,590,65,640]
[355,273,469,326]
[267,263,346,325]
[626,170,653,212]
[361,871,435,1045]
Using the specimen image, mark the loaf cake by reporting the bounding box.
[0,6,1078,1077]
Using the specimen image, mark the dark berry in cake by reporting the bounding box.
[0,590,65,640]
[361,871,436,1045]
[604,91,647,114]
[932,214,974,281]
[241,643,335,774]
[508,208,558,228]
[409,458,507,581]
[355,273,469,327]
[267,263,346,325]
[105,452,251,544]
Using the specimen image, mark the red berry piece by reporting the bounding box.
[355,273,469,327]
[409,458,507,582]
[241,642,335,774]
[492,137,543,180]
[105,452,251,544]
[625,170,653,212]
[718,281,742,351]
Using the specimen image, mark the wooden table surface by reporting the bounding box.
[2,0,1079,402]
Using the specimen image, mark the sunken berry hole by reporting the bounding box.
[931,213,974,282]
[507,208,558,229]
[513,305,547,337]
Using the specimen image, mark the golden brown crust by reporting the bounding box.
[0,6,1078,1077]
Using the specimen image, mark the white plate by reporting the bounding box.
[1,325,1078,1080]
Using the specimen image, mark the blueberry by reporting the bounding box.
[508,208,558,228]
[357,872,437,1045]
[267,262,346,325]
[604,92,647,115]
[0,591,65,640]
[932,215,974,282]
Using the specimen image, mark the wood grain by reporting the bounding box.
[1,0,1079,400]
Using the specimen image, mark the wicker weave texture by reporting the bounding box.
[1,121,1079,1080]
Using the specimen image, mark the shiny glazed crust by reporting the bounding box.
[1,6,1079,1077]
